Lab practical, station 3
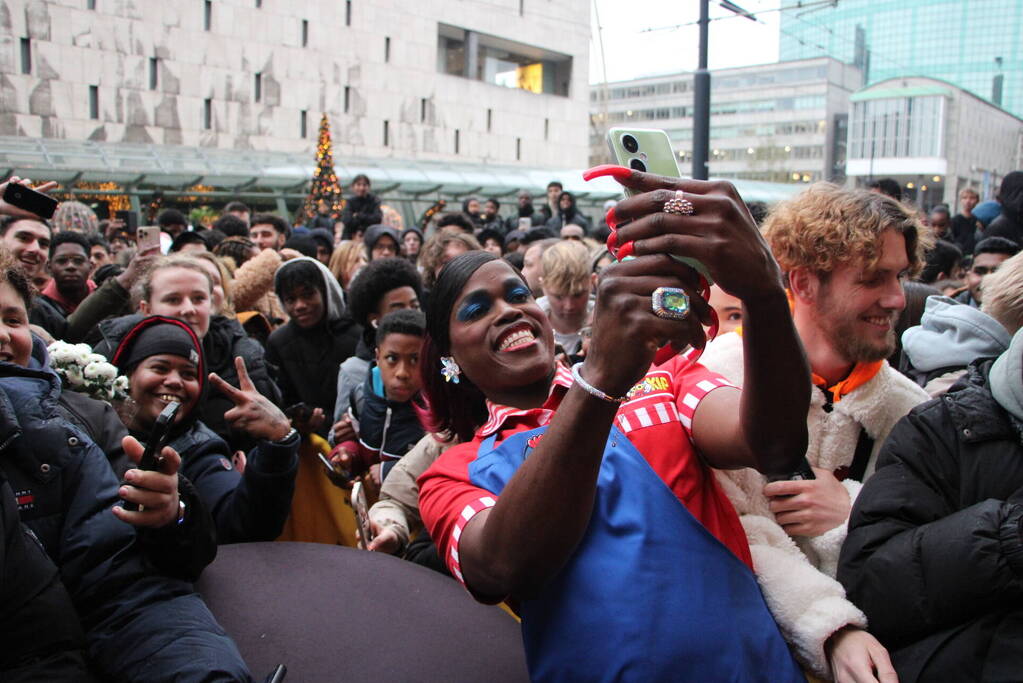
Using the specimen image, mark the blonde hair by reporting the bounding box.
[193,251,235,317]
[329,240,366,289]
[134,255,214,308]
[762,182,930,279]
[959,187,979,200]
[981,251,1023,334]
[540,239,590,295]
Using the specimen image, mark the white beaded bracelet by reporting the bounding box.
[571,362,629,404]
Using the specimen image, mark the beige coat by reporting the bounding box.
[700,331,929,677]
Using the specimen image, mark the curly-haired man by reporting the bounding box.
[699,183,933,681]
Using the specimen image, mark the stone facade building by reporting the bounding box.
[0,0,591,168]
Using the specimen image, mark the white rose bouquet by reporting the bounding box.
[47,341,130,403]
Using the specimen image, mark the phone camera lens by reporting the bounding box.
[622,134,639,153]
[629,158,647,172]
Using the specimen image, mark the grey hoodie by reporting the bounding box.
[991,327,1023,425]
[902,295,1010,373]
[273,256,347,322]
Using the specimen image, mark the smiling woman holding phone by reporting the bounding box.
[417,167,812,681]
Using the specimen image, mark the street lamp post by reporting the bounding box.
[692,0,757,181]
[692,0,710,180]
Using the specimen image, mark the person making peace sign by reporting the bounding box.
[108,315,300,544]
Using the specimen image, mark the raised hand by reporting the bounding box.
[113,435,182,528]
[584,166,784,304]
[209,356,292,442]
[0,176,59,220]
[582,254,713,399]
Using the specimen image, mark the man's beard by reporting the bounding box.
[819,310,896,364]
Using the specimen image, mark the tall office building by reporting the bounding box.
[590,57,862,185]
[779,0,1023,118]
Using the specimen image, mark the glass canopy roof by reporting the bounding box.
[0,136,802,205]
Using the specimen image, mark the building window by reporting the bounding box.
[345,0,352,26]
[255,0,261,7]
[384,36,390,63]
[87,0,96,8]
[344,86,350,114]
[300,110,308,138]
[516,137,521,161]
[544,117,549,140]
[203,98,212,129]
[203,0,212,31]
[420,98,427,123]
[20,38,30,75]
[437,24,572,97]
[486,108,492,132]
[519,0,524,15]
[383,120,390,147]
[302,20,309,47]
[254,73,262,102]
[455,129,460,154]
[149,57,158,90]
[88,85,99,119]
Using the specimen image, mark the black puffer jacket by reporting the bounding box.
[0,353,250,681]
[94,314,281,450]
[0,466,94,680]
[838,360,1023,682]
[156,420,299,544]
[266,317,360,427]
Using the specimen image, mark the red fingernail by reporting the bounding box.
[605,230,618,252]
[583,165,632,182]
[616,241,635,259]
[605,207,617,230]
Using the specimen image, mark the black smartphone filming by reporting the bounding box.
[3,182,58,219]
[124,401,180,512]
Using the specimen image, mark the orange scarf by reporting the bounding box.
[733,291,884,404]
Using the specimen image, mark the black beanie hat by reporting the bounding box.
[111,316,205,381]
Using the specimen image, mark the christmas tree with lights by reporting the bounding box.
[301,113,344,222]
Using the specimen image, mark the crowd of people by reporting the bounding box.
[1,164,1022,682]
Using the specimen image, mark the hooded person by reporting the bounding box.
[544,191,591,234]
[363,224,401,262]
[400,225,423,263]
[266,257,361,438]
[900,295,1011,396]
[109,315,300,544]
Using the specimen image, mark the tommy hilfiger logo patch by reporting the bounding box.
[15,489,34,511]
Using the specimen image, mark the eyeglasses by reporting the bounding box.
[972,265,1000,276]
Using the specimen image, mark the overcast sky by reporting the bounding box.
[589,0,784,84]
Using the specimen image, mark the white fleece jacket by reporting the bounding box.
[699,331,929,678]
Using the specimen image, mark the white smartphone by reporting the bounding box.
[136,225,161,252]
[605,127,712,284]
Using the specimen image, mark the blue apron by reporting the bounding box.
[470,426,803,682]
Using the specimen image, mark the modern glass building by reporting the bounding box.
[779,0,1023,119]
